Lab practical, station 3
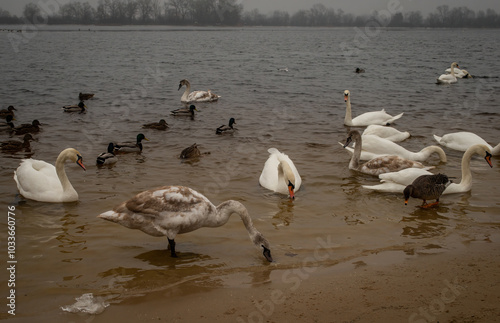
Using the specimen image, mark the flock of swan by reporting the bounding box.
[2,73,498,260]
[437,62,472,84]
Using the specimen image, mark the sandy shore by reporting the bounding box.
[84,237,500,323]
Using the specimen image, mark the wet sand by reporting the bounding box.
[81,235,500,323]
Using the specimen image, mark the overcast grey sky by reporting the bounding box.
[2,0,500,17]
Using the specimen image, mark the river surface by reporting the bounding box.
[0,25,499,322]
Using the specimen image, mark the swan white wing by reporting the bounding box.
[433,132,490,152]
[363,125,410,142]
[259,151,283,193]
[14,159,64,201]
[437,73,457,84]
[187,91,219,102]
[362,182,407,192]
[351,110,403,126]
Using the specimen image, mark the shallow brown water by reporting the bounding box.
[0,26,499,321]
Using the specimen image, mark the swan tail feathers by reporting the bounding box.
[267,148,280,155]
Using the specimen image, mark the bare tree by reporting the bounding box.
[23,3,42,23]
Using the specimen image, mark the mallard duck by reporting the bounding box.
[14,148,86,202]
[0,106,16,118]
[355,68,365,73]
[1,134,34,152]
[63,101,86,113]
[437,62,459,84]
[404,174,451,208]
[216,117,236,134]
[12,120,41,135]
[0,115,15,131]
[170,104,197,117]
[98,186,273,261]
[180,143,201,159]
[96,143,118,165]
[142,119,168,130]
[114,133,148,153]
[259,148,301,199]
[79,92,94,101]
[343,130,427,176]
[178,79,220,103]
[343,90,403,126]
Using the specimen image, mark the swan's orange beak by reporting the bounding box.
[76,155,86,171]
[288,185,295,200]
[344,94,348,102]
[485,152,493,168]
[404,198,409,205]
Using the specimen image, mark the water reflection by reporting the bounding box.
[272,198,295,228]
[400,206,450,238]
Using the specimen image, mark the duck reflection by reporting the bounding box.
[400,205,450,238]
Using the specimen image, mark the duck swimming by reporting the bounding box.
[79,92,94,101]
[114,133,149,153]
[216,118,236,134]
[1,134,34,152]
[98,186,273,261]
[180,143,201,159]
[63,101,86,113]
[142,119,168,130]
[96,143,118,165]
[170,105,197,118]
[0,106,16,118]
[12,120,41,135]
[178,79,220,103]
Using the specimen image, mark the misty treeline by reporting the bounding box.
[0,1,499,28]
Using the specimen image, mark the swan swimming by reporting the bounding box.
[437,62,459,84]
[343,90,403,126]
[178,79,220,103]
[259,148,301,199]
[14,148,86,202]
[342,134,447,162]
[433,132,500,155]
[343,130,427,176]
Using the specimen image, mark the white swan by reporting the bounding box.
[445,68,472,78]
[178,79,220,103]
[437,62,459,84]
[259,148,301,199]
[363,144,493,193]
[98,186,273,262]
[433,132,500,155]
[362,125,410,142]
[14,148,86,202]
[343,90,403,126]
[343,130,428,176]
[343,134,447,162]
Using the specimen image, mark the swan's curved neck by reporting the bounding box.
[350,134,362,170]
[457,148,475,189]
[344,97,353,125]
[55,153,75,193]
[181,82,191,102]
[213,200,261,242]
[420,146,447,162]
